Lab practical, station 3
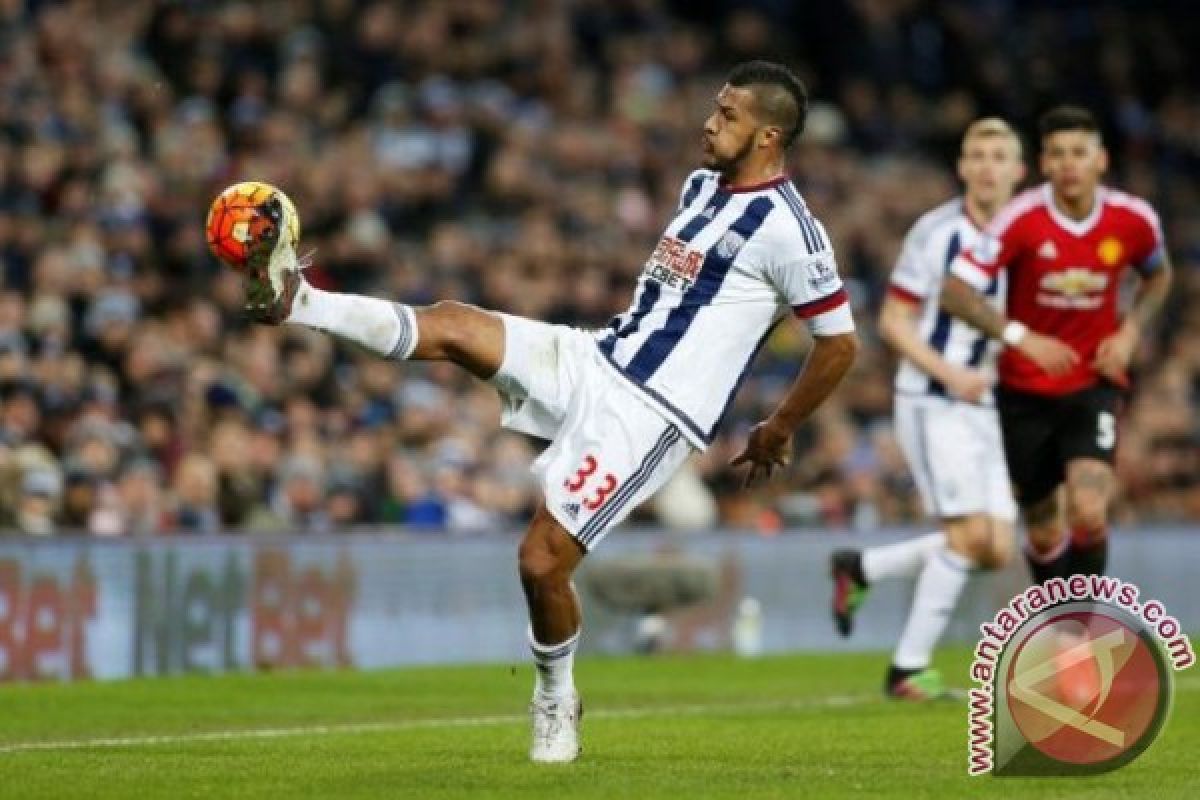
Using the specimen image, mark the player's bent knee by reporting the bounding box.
[978,529,1014,571]
[948,515,994,565]
[518,541,562,587]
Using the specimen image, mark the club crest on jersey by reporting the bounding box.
[1037,239,1059,260]
[1097,236,1124,267]
[646,235,703,289]
[715,230,746,259]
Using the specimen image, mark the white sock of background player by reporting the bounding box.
[891,544,972,671]
[861,532,945,583]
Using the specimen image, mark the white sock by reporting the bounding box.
[862,532,945,583]
[892,545,972,669]
[529,627,580,702]
[287,282,418,359]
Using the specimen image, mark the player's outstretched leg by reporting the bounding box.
[241,197,504,379]
[885,516,1011,700]
[519,506,586,763]
[830,533,944,636]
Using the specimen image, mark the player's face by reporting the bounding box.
[1041,130,1108,203]
[702,85,761,173]
[958,136,1024,208]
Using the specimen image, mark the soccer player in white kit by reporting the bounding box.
[238,61,858,760]
[830,119,1025,699]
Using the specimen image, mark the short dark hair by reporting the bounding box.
[1038,105,1101,139]
[727,60,809,149]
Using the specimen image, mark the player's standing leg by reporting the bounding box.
[835,515,1011,698]
[1021,492,1069,582]
[243,196,587,761]
[519,508,586,762]
[1062,459,1115,575]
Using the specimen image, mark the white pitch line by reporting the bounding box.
[0,694,876,755]
[6,676,1197,755]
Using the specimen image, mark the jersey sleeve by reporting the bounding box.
[767,249,855,336]
[1131,203,1168,277]
[949,215,1024,291]
[887,222,937,303]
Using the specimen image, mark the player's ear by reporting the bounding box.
[1097,146,1110,174]
[759,125,782,150]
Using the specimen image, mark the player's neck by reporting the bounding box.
[963,196,998,229]
[720,158,787,192]
[1050,188,1098,221]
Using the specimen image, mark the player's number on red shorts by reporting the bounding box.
[563,454,620,511]
[1097,411,1116,450]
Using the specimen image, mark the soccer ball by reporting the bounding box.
[205,181,300,271]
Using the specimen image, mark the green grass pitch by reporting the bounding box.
[0,648,1195,799]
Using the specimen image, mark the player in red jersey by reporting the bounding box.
[942,106,1173,582]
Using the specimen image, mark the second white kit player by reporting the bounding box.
[830,119,1026,699]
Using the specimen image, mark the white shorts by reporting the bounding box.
[489,314,694,550]
[894,393,1017,522]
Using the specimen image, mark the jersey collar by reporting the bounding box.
[1043,183,1107,236]
[718,174,790,193]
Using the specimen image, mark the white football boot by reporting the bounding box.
[243,191,302,324]
[529,692,583,763]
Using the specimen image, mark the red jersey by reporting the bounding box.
[951,184,1166,395]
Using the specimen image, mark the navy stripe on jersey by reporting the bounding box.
[776,184,828,254]
[710,322,776,439]
[578,425,681,546]
[677,190,733,243]
[786,184,828,251]
[926,231,962,397]
[625,196,774,383]
[680,174,706,209]
[600,279,662,356]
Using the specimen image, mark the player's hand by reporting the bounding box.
[730,418,793,488]
[1018,332,1080,376]
[1092,321,1137,385]
[942,366,991,404]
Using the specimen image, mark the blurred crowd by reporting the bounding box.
[1,0,1197,536]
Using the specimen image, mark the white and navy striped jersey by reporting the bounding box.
[595,169,854,448]
[887,198,1005,403]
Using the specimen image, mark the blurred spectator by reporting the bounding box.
[0,0,1196,535]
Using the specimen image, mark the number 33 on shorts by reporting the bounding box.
[563,454,620,511]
